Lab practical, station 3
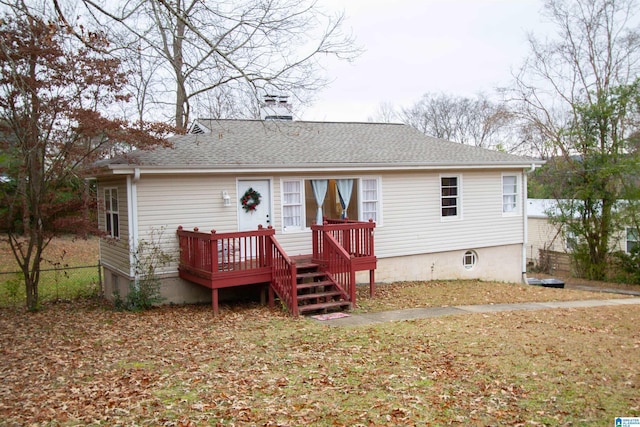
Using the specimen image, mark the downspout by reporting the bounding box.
[522,163,537,283]
[128,168,141,284]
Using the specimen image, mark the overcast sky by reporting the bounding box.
[299,0,548,122]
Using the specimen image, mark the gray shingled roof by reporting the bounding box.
[103,120,541,171]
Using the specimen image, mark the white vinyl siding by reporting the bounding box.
[502,174,518,214]
[105,170,524,276]
[372,171,523,259]
[135,175,243,274]
[97,179,130,276]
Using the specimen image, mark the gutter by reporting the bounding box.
[127,168,141,282]
[105,161,546,176]
[522,163,538,284]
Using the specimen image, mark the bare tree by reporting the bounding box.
[512,0,639,157]
[52,0,360,129]
[401,92,515,151]
[368,101,400,123]
[511,0,640,280]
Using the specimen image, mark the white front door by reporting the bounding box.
[238,179,271,231]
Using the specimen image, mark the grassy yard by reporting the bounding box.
[0,235,101,307]
[1,236,639,425]
[1,297,638,426]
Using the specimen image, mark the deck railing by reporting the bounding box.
[322,232,355,308]
[177,225,299,315]
[177,226,274,277]
[311,218,376,262]
[178,219,376,315]
[269,237,298,316]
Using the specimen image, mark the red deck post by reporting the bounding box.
[212,288,219,315]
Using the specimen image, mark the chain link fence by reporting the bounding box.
[0,263,102,307]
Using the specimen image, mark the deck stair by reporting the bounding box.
[293,257,351,314]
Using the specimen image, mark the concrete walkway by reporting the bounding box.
[309,297,640,327]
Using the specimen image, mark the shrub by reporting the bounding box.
[114,228,172,311]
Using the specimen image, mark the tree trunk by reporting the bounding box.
[173,6,188,130]
[24,270,39,311]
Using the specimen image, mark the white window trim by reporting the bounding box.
[440,174,462,221]
[564,227,578,252]
[280,178,306,233]
[626,227,639,254]
[104,187,120,239]
[463,250,477,270]
[280,177,383,232]
[501,173,521,216]
[359,177,382,226]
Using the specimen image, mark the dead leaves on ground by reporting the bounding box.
[1,300,639,425]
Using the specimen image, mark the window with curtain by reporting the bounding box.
[281,178,378,231]
[502,175,518,213]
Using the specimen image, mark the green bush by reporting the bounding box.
[113,228,171,311]
[612,248,640,284]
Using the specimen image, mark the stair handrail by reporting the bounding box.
[268,233,298,316]
[322,231,356,307]
[311,219,375,262]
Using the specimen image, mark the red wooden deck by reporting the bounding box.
[177,220,376,315]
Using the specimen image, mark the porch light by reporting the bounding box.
[222,190,231,206]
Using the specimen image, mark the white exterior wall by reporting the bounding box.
[135,174,242,275]
[526,216,629,265]
[526,216,565,263]
[97,177,130,275]
[372,170,524,258]
[100,167,527,302]
[367,244,523,284]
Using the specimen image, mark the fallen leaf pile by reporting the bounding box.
[1,299,639,425]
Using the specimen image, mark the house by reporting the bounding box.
[526,198,638,274]
[92,119,543,314]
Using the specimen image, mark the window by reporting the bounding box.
[441,176,459,218]
[280,178,379,231]
[627,228,639,253]
[564,228,578,252]
[282,180,303,231]
[463,250,477,269]
[104,188,119,238]
[502,175,518,213]
[361,178,378,222]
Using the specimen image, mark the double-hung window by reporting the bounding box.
[627,228,639,253]
[282,180,303,231]
[104,188,119,238]
[360,178,379,222]
[440,176,459,218]
[502,175,518,214]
